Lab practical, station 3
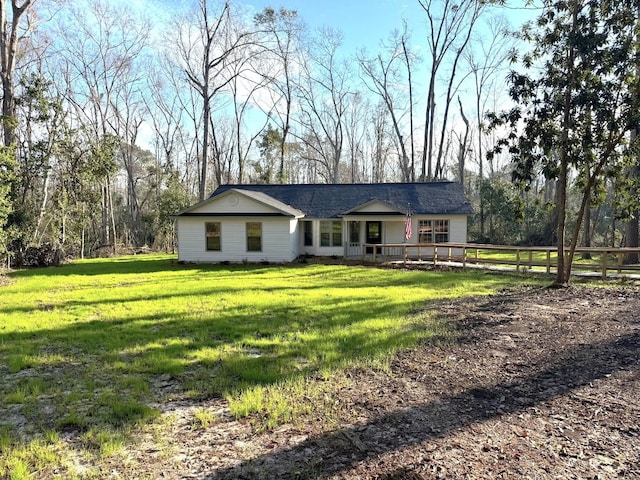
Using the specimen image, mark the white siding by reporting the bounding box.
[178,213,469,263]
[384,220,405,243]
[354,201,397,213]
[289,219,300,260]
[449,215,467,243]
[177,217,297,263]
[297,219,345,257]
[189,194,281,215]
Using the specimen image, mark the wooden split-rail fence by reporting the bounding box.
[361,242,640,280]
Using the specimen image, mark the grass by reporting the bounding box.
[0,253,535,477]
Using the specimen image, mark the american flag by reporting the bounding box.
[405,213,412,241]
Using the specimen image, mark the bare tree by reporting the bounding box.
[368,101,392,182]
[457,96,470,185]
[144,60,189,175]
[173,0,254,201]
[295,27,352,183]
[0,0,35,147]
[343,91,368,183]
[418,0,484,180]
[358,23,418,182]
[465,14,514,236]
[227,27,271,184]
[254,7,303,183]
[54,0,150,251]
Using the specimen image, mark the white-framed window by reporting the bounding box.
[205,222,221,251]
[246,222,262,251]
[320,220,342,247]
[418,220,449,243]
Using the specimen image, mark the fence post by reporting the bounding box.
[617,252,623,274]
[546,250,551,274]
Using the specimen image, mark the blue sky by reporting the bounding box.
[144,0,538,56]
[243,1,538,55]
[244,0,417,52]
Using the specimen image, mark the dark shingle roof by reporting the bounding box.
[210,182,472,218]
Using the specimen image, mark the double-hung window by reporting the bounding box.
[320,221,342,247]
[246,222,262,251]
[205,222,221,251]
[418,220,449,243]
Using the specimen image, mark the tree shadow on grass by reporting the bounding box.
[0,286,450,438]
[204,329,640,479]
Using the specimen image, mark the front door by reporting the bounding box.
[366,221,382,254]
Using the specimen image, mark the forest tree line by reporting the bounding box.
[0,0,638,274]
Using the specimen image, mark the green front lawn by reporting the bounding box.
[0,254,529,478]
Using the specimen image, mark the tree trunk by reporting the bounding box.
[554,1,580,287]
[0,0,33,147]
[581,205,592,259]
[401,34,415,182]
[623,137,639,263]
[457,97,470,185]
[625,215,639,263]
[199,88,210,201]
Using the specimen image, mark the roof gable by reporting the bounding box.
[207,182,472,218]
[342,199,403,215]
[176,188,304,217]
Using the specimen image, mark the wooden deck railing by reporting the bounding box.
[361,242,640,279]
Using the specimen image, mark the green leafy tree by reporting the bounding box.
[154,170,191,253]
[0,145,16,264]
[254,124,283,184]
[489,0,640,286]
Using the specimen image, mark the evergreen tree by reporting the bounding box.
[489,0,640,286]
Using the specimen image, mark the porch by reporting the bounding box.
[345,242,461,262]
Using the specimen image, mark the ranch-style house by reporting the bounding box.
[175,182,472,263]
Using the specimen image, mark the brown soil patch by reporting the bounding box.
[120,285,639,479]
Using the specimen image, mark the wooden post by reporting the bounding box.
[516,249,521,272]
[433,245,438,265]
[463,245,467,268]
[601,251,607,280]
[617,252,624,274]
[546,250,551,274]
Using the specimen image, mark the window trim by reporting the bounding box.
[246,222,262,252]
[205,222,221,251]
[418,219,449,243]
[320,220,343,247]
